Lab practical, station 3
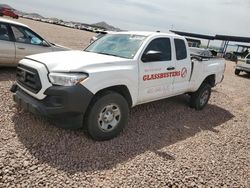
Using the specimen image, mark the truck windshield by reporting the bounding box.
[85,34,146,59]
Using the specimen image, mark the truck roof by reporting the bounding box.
[0,18,29,28]
[113,31,183,38]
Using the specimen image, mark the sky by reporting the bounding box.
[3,0,250,38]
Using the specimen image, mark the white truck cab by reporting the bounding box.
[11,31,225,140]
[235,53,250,75]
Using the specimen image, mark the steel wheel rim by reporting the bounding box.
[200,90,209,106]
[98,104,121,132]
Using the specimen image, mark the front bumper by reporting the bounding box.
[11,84,94,128]
[236,65,250,72]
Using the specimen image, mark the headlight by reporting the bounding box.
[49,72,88,86]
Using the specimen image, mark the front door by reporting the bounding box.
[139,37,176,103]
[0,22,15,65]
[10,25,52,63]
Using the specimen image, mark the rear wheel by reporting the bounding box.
[189,83,211,110]
[235,69,240,75]
[224,53,232,60]
[84,91,129,141]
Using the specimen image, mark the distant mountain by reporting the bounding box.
[27,13,44,18]
[92,21,121,31]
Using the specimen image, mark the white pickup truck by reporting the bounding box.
[11,31,225,140]
[235,53,250,75]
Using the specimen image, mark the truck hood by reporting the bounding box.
[26,50,130,72]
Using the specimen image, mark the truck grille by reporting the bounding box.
[16,64,42,94]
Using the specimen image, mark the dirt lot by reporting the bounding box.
[0,18,249,187]
[14,18,95,50]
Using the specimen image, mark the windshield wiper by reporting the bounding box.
[97,52,121,58]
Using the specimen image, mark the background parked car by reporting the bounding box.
[0,18,70,66]
[235,53,250,75]
[224,50,249,62]
[0,7,18,19]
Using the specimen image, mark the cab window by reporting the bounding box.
[11,25,43,45]
[0,23,11,41]
[175,39,187,60]
[142,38,172,62]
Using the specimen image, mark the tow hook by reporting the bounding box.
[10,84,18,93]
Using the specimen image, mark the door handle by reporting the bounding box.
[17,47,25,50]
[167,67,175,70]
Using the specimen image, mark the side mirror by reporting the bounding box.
[142,50,162,62]
[42,40,50,47]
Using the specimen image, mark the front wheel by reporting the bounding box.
[189,83,211,110]
[84,91,129,141]
[234,69,240,75]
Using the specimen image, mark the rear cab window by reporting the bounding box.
[174,39,187,60]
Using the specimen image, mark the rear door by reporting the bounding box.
[172,38,192,94]
[0,22,15,65]
[10,24,52,63]
[138,37,176,103]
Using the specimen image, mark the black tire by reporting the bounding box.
[84,91,129,141]
[224,53,231,60]
[234,69,240,75]
[189,83,211,110]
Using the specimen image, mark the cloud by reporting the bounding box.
[219,0,250,6]
[4,0,250,37]
[112,0,163,12]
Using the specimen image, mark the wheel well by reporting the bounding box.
[94,85,133,107]
[203,74,216,87]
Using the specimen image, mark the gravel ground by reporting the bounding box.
[0,18,250,187]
